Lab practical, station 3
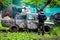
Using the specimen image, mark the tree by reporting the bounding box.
[2,0,12,6]
[0,2,3,11]
[49,0,60,7]
[22,0,52,12]
[22,0,47,9]
[0,0,12,11]
[41,0,51,9]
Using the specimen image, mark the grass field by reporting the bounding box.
[0,20,60,40]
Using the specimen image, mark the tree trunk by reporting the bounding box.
[41,0,52,9]
[36,0,52,13]
[36,1,38,13]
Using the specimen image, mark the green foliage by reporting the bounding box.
[2,0,12,6]
[22,0,47,8]
[49,0,60,7]
[0,2,3,11]
[22,0,60,8]
[0,0,12,10]
[0,32,42,40]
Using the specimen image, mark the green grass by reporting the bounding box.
[0,32,42,40]
[0,20,60,40]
